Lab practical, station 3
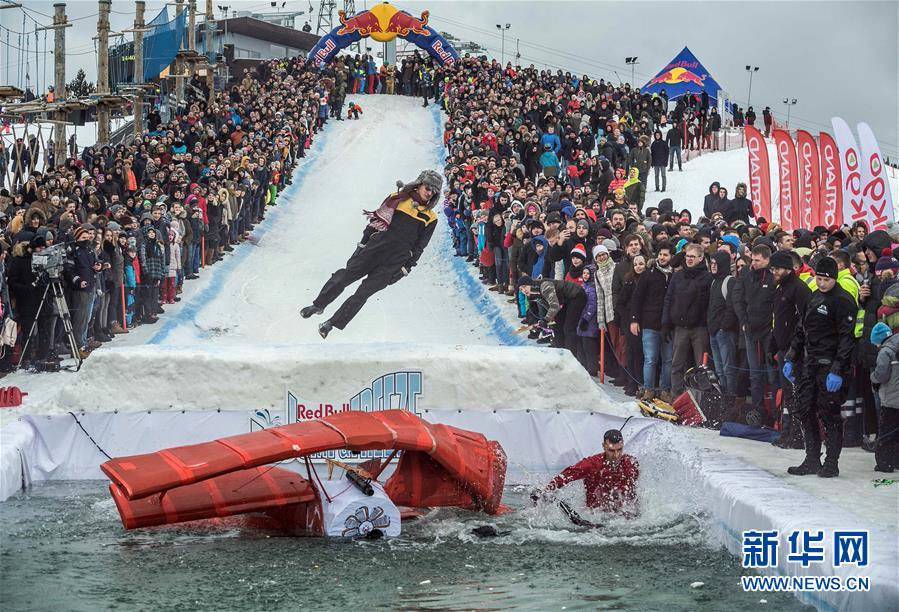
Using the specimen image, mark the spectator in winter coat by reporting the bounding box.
[727,182,754,225]
[630,242,674,399]
[732,244,778,413]
[662,243,712,395]
[702,182,721,219]
[707,251,739,394]
[666,123,683,171]
[66,224,101,356]
[577,265,600,376]
[625,137,651,190]
[540,125,561,155]
[623,168,646,213]
[518,275,586,358]
[650,131,669,192]
[769,249,812,448]
[869,322,898,472]
[745,106,757,126]
[763,107,773,137]
[592,244,616,331]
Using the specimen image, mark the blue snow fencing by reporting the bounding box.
[428,105,526,347]
[147,128,336,345]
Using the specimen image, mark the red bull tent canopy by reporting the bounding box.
[641,47,722,102]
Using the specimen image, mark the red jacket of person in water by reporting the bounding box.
[547,452,640,517]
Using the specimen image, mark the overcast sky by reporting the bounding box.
[2,1,896,157]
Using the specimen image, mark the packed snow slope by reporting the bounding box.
[145,96,503,347]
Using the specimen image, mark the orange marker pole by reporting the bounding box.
[121,285,127,329]
[201,236,205,269]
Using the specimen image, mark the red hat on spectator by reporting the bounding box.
[570,243,587,261]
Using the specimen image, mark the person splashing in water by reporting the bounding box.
[532,428,640,522]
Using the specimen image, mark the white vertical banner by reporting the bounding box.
[831,117,865,227]
[856,122,895,230]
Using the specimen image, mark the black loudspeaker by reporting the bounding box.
[68,109,87,126]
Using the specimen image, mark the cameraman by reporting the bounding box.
[65,224,101,358]
[8,235,54,367]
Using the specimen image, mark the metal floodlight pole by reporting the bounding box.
[746,65,759,110]
[782,97,797,129]
[625,57,639,87]
[496,23,510,66]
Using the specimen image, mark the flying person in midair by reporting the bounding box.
[300,170,443,338]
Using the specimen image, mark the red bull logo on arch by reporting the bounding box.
[641,47,722,102]
[308,2,459,66]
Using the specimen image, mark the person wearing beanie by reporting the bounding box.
[519,276,586,358]
[301,170,442,338]
[870,321,899,472]
[565,244,588,284]
[769,248,812,448]
[782,256,857,478]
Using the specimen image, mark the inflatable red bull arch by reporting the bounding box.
[308,2,460,66]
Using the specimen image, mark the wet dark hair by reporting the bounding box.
[604,429,623,443]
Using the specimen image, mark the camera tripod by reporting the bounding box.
[17,275,83,372]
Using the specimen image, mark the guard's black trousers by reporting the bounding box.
[312,242,404,330]
[794,362,847,464]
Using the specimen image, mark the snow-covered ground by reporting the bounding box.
[1,94,896,543]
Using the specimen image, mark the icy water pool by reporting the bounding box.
[0,482,809,611]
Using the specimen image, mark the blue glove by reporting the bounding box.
[782,360,795,384]
[825,372,843,392]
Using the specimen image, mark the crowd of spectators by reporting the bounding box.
[0,49,894,474]
[0,56,327,369]
[431,54,897,473]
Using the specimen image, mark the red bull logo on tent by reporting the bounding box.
[308,2,459,66]
[641,47,722,102]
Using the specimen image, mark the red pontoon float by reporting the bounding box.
[101,409,506,538]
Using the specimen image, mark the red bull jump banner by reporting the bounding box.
[641,46,722,102]
[818,131,843,228]
[796,130,822,228]
[773,129,800,232]
[745,126,772,222]
[307,2,460,67]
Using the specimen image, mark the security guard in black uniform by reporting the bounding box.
[301,170,442,338]
[781,257,856,478]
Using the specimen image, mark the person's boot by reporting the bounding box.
[318,320,333,339]
[788,454,822,475]
[300,305,324,319]
[818,421,843,478]
[817,457,840,478]
[788,421,822,475]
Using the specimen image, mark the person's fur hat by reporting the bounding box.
[398,170,443,209]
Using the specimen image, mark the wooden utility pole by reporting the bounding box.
[174,0,185,112]
[133,0,145,139]
[205,0,214,105]
[188,0,196,51]
[52,3,67,165]
[96,0,111,145]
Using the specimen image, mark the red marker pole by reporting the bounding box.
[121,285,127,330]
[599,329,605,384]
[201,236,206,269]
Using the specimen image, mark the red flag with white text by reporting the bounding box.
[744,125,772,222]
[773,129,800,231]
[796,130,821,228]
[818,131,842,228]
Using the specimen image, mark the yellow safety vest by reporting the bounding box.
[837,269,864,338]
